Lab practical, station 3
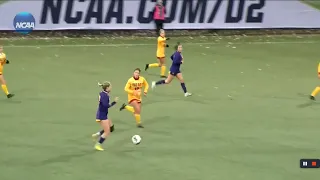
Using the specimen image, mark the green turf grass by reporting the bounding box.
[0,35,319,180]
[0,0,8,5]
[300,0,320,10]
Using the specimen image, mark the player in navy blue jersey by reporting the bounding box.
[151,43,192,97]
[92,81,119,151]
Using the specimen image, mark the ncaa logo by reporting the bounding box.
[13,12,35,34]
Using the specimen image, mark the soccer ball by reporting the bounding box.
[131,135,141,145]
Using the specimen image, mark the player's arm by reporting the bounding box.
[0,57,5,65]
[3,54,9,64]
[106,96,117,108]
[164,37,170,45]
[158,37,169,47]
[108,97,118,108]
[158,37,166,43]
[124,80,134,95]
[143,78,149,95]
[100,95,115,108]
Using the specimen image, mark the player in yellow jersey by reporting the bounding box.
[120,68,149,128]
[145,29,170,78]
[310,63,320,100]
[0,46,14,98]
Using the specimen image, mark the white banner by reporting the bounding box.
[1,0,320,30]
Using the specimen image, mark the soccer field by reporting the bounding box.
[0,35,319,180]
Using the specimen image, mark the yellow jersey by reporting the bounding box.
[157,36,166,58]
[0,53,7,74]
[0,53,6,65]
[124,76,149,103]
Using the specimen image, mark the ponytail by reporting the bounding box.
[98,81,111,90]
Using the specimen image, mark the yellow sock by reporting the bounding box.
[149,63,159,68]
[1,85,9,95]
[134,114,141,124]
[125,105,135,113]
[160,65,166,76]
[311,87,320,97]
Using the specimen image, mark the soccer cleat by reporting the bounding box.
[137,124,144,128]
[145,64,149,71]
[92,134,99,142]
[184,92,192,97]
[7,94,14,99]
[310,95,316,100]
[160,75,167,78]
[151,81,156,89]
[94,143,104,151]
[119,103,126,111]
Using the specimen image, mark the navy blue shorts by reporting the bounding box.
[96,112,108,121]
[169,71,180,76]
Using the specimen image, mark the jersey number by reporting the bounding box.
[133,83,142,90]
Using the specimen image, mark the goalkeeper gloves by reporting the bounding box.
[6,59,10,64]
[166,44,169,47]
[166,38,170,40]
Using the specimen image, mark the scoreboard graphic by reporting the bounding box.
[300,159,320,168]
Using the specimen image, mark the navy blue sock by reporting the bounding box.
[98,136,106,144]
[181,83,187,93]
[156,79,166,85]
[99,130,104,135]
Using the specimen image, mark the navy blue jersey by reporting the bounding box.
[170,51,183,73]
[96,91,115,120]
[98,91,111,113]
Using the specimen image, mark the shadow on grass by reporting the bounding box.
[297,101,319,108]
[297,93,319,108]
[0,99,22,104]
[38,150,96,165]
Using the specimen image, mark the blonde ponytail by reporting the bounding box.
[98,81,111,90]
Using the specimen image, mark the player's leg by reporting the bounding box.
[92,119,114,141]
[310,86,320,100]
[92,121,105,142]
[119,98,135,113]
[176,73,192,97]
[159,57,167,78]
[152,73,174,89]
[130,100,143,128]
[95,119,111,151]
[109,119,115,132]
[145,57,161,71]
[0,74,13,98]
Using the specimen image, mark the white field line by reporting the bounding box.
[3,41,319,48]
